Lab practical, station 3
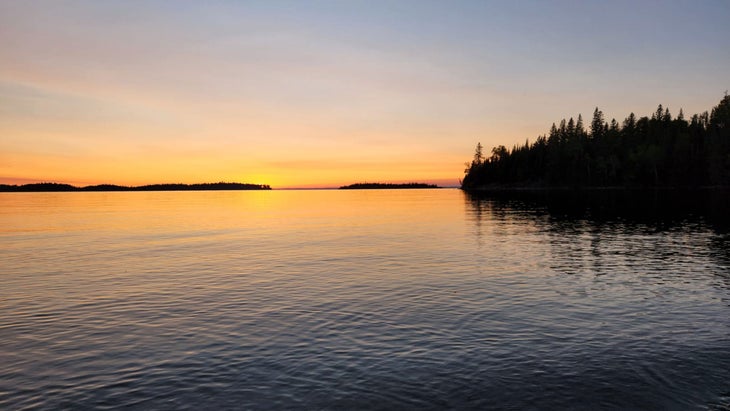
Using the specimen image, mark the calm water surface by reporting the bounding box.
[1,189,729,410]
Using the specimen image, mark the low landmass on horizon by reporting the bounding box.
[462,94,730,191]
[0,182,271,192]
[339,183,440,189]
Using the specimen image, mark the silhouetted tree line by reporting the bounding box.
[0,182,271,192]
[339,182,439,189]
[462,94,730,190]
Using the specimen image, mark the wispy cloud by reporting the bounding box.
[1,1,728,186]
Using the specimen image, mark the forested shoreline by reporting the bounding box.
[461,94,730,190]
[0,182,271,192]
[339,183,439,189]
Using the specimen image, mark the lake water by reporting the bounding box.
[1,189,729,410]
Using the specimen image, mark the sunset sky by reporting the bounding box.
[1,1,728,188]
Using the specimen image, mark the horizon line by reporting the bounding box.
[0,181,461,192]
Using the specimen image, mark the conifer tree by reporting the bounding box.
[461,94,730,190]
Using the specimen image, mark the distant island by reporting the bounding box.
[0,182,271,192]
[339,183,439,189]
[462,93,730,191]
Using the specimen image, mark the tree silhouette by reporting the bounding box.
[461,94,730,190]
[0,182,272,192]
[473,142,484,165]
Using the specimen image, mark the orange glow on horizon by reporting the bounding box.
[2,3,727,190]
[0,149,464,189]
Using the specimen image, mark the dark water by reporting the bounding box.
[1,189,729,410]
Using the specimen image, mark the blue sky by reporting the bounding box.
[1,1,728,186]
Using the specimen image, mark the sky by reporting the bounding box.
[1,1,728,188]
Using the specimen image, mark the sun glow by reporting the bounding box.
[1,2,728,188]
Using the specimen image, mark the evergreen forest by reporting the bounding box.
[0,182,271,192]
[339,182,439,189]
[461,94,730,190]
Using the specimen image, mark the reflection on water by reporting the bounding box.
[465,190,730,410]
[1,189,729,410]
[466,189,730,279]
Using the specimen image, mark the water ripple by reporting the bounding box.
[1,190,729,410]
